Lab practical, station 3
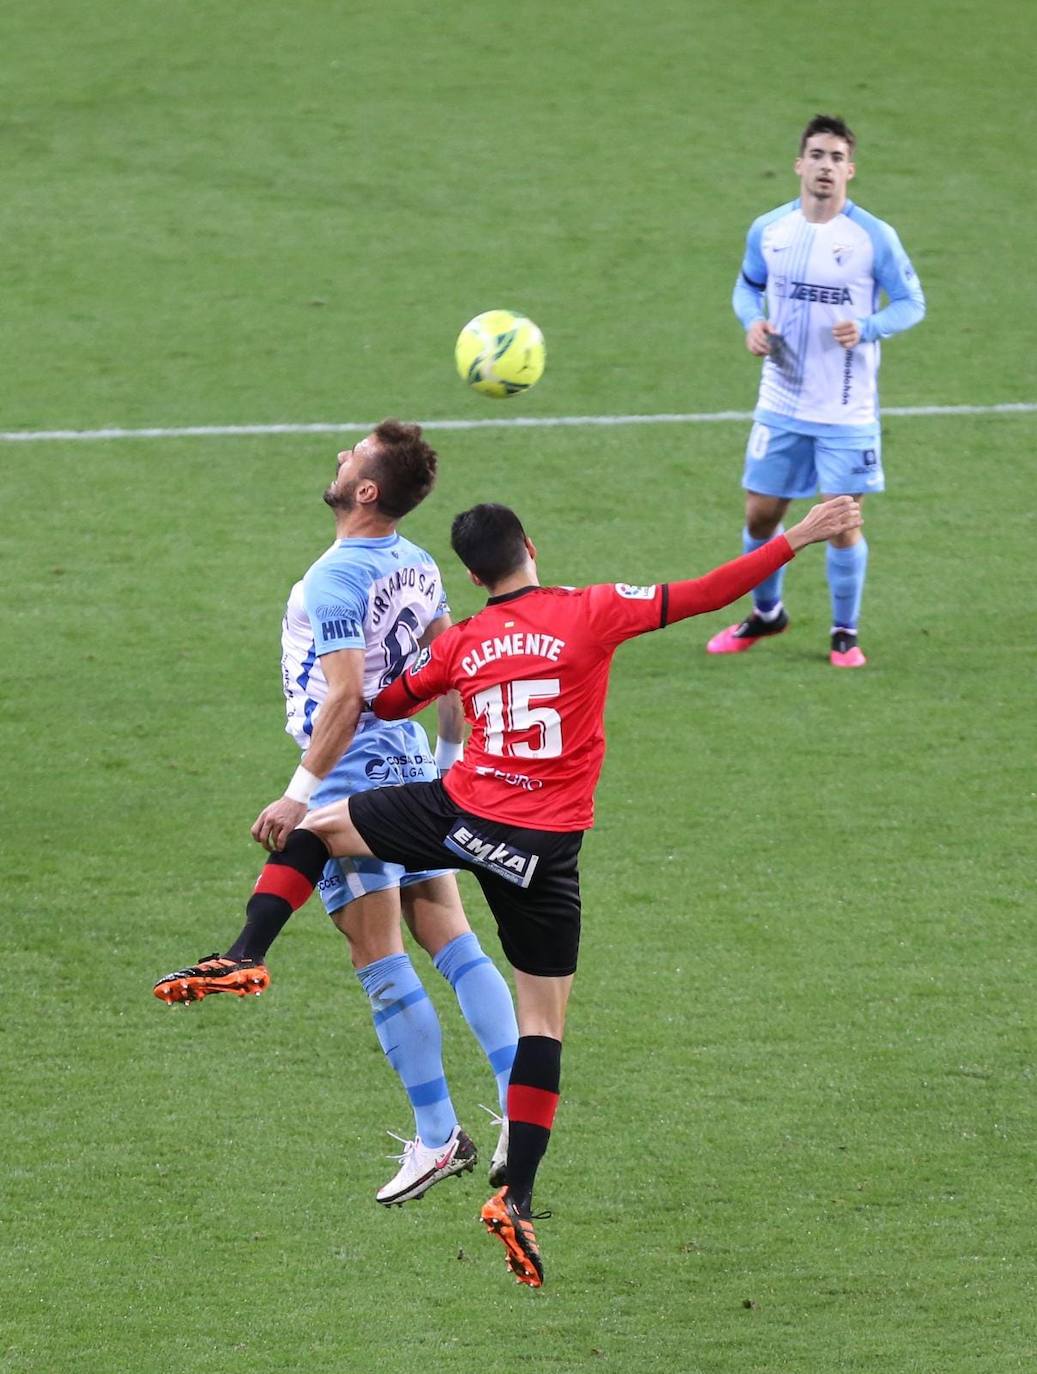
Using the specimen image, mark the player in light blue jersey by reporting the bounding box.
[154,421,517,1206]
[707,114,925,667]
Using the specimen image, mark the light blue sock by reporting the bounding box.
[356,953,456,1148]
[744,526,786,614]
[434,932,518,1114]
[826,539,868,631]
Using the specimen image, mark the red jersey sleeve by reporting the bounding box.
[581,582,668,648]
[372,634,455,720]
[581,537,796,646]
[663,536,795,624]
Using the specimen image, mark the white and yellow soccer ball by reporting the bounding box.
[455,309,546,398]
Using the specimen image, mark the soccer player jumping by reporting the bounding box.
[235,494,861,1286]
[708,113,925,667]
[154,424,517,1206]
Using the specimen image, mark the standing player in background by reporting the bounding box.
[707,113,925,667]
[229,495,862,1286]
[153,423,517,1206]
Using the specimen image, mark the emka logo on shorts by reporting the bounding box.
[443,822,540,888]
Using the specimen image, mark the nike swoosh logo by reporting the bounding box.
[435,1152,454,1169]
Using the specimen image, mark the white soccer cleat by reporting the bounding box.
[480,1104,510,1188]
[375,1125,477,1207]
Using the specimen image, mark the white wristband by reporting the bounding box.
[434,738,464,773]
[285,764,320,804]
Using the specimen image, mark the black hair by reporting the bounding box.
[450,503,529,585]
[799,113,856,156]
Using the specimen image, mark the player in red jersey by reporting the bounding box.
[238,495,861,1286]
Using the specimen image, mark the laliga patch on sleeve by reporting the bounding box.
[614,583,657,600]
[409,647,432,675]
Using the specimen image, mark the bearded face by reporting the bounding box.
[323,474,360,511]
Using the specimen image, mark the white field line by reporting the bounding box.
[0,402,1034,443]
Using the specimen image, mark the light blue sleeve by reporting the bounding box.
[851,210,926,342]
[732,217,768,329]
[302,561,367,656]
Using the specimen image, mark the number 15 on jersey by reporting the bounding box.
[472,679,562,759]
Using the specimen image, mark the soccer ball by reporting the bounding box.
[455,310,546,399]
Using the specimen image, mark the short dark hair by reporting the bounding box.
[363,419,438,519]
[450,503,529,585]
[799,113,856,156]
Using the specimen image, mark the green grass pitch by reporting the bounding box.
[2,2,1035,1371]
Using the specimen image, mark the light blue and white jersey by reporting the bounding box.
[732,199,925,438]
[281,533,449,749]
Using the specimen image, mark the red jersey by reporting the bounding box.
[372,537,795,832]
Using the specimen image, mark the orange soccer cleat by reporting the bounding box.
[152,953,270,1004]
[480,1187,547,1288]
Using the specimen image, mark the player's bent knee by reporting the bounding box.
[302,797,374,859]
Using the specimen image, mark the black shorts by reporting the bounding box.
[348,779,583,977]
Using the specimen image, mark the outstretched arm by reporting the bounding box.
[665,497,862,624]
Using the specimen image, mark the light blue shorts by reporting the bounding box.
[742,423,884,500]
[309,716,453,916]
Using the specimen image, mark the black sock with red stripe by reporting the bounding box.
[224,829,330,963]
[506,1034,562,1214]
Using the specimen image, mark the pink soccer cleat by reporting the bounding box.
[830,646,867,668]
[707,608,789,654]
[830,630,866,668]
